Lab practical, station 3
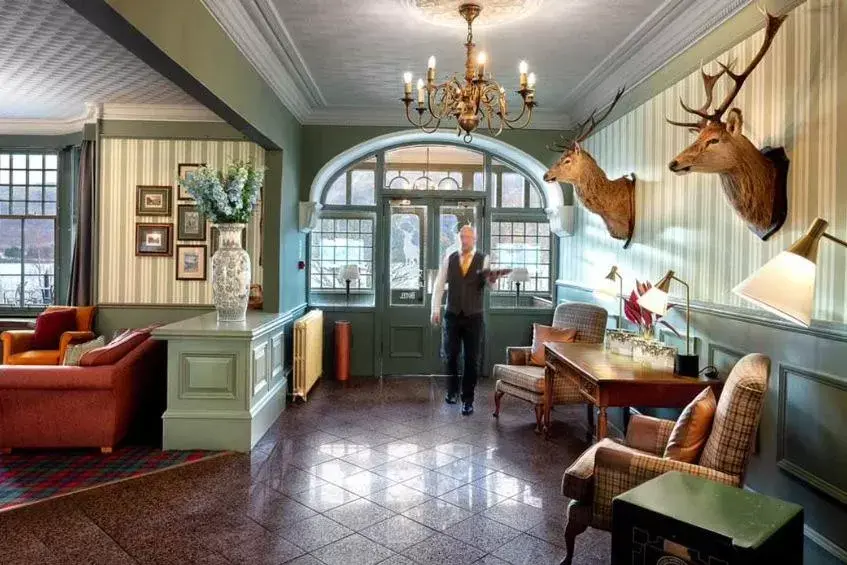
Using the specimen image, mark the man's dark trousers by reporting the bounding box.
[444,311,483,403]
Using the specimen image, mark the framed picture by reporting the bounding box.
[136,186,172,216]
[136,223,173,256]
[176,245,207,280]
[210,226,247,256]
[178,163,205,200]
[177,204,207,241]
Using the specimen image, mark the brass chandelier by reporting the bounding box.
[401,3,537,141]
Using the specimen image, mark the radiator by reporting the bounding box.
[293,309,323,401]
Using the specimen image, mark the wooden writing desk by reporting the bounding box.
[544,342,722,440]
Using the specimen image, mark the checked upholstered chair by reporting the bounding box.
[558,353,770,565]
[492,302,608,433]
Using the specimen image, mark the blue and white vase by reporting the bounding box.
[211,223,251,322]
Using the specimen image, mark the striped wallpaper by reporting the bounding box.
[560,0,845,323]
[98,138,265,305]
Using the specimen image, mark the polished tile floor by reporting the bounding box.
[0,377,611,565]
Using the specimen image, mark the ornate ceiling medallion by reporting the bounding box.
[402,0,544,28]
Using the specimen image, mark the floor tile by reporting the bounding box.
[309,460,366,483]
[219,531,305,565]
[374,442,424,459]
[325,498,397,530]
[474,555,511,565]
[445,515,521,553]
[435,458,497,482]
[318,440,366,458]
[433,442,478,458]
[311,533,395,565]
[264,467,328,496]
[276,514,353,552]
[401,469,465,497]
[401,533,486,565]
[365,484,433,513]
[290,483,360,512]
[483,499,547,531]
[288,448,337,470]
[438,484,508,512]
[341,448,396,470]
[402,498,473,532]
[371,460,427,482]
[377,556,418,565]
[360,514,437,552]
[473,471,528,498]
[286,556,325,565]
[400,448,459,470]
[339,469,397,496]
[492,533,568,565]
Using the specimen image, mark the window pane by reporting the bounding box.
[0,171,8,184]
[29,154,43,169]
[11,154,26,169]
[385,145,482,190]
[324,175,346,205]
[389,209,425,302]
[350,170,375,205]
[529,187,542,208]
[309,215,375,291]
[501,173,525,208]
[44,155,57,169]
[28,170,43,185]
[490,220,551,294]
[44,171,57,185]
[12,170,25,185]
[0,154,8,168]
[44,186,57,201]
[0,219,22,306]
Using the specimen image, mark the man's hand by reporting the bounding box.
[431,311,441,325]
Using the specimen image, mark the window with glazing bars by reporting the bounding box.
[490,220,551,293]
[0,152,57,308]
[309,217,374,290]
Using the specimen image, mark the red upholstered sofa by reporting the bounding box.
[0,333,165,453]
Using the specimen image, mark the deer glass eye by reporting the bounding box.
[707,138,720,146]
[564,158,571,164]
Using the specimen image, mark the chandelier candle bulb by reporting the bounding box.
[519,60,528,88]
[416,78,425,106]
[477,51,486,79]
[403,72,413,96]
[527,72,537,89]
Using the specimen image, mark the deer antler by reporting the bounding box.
[667,5,786,128]
[548,87,625,151]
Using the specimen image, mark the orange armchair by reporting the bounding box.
[1,306,97,365]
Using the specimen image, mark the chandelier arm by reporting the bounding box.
[501,104,535,130]
[427,81,460,120]
[404,102,439,130]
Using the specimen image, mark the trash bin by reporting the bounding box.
[334,320,351,381]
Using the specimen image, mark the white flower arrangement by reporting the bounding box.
[178,161,264,224]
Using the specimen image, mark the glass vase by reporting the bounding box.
[211,223,251,322]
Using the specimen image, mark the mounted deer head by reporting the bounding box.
[545,87,636,248]
[667,6,789,240]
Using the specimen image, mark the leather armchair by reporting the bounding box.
[1,306,97,365]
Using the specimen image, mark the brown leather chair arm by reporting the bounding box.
[58,330,97,359]
[506,346,532,365]
[624,414,676,456]
[1,330,35,363]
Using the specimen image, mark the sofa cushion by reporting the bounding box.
[493,363,546,393]
[561,438,641,502]
[79,330,148,367]
[62,336,106,366]
[32,308,77,350]
[664,387,716,463]
[530,324,576,366]
[7,350,61,365]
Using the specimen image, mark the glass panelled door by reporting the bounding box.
[381,197,484,375]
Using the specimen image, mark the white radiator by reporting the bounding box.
[292,309,323,401]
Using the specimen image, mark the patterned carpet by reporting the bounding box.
[0,446,225,511]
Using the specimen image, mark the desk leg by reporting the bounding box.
[542,364,553,438]
[597,407,608,441]
[585,404,594,438]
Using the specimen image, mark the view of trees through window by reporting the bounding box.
[0,152,57,308]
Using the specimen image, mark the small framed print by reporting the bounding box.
[136,223,173,256]
[176,245,207,280]
[136,186,172,216]
[210,226,247,256]
[178,163,205,200]
[177,204,207,241]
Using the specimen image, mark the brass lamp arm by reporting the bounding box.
[669,274,691,355]
[822,232,847,248]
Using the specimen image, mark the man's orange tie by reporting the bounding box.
[460,252,473,275]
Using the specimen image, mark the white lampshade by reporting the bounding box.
[594,265,620,298]
[638,286,669,316]
[337,264,360,283]
[732,250,816,327]
[508,267,530,283]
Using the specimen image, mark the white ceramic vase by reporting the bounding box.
[211,223,251,322]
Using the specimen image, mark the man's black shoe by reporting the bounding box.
[445,393,458,405]
[461,403,474,416]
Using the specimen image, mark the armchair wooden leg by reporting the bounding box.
[561,503,589,565]
[493,389,505,418]
[100,447,113,454]
[533,404,543,434]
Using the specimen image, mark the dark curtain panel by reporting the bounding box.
[68,139,95,306]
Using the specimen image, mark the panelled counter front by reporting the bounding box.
[153,312,287,452]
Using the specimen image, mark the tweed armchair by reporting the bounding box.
[492,302,608,433]
[558,353,770,565]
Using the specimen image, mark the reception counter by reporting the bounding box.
[152,311,287,452]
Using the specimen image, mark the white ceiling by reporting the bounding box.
[204,0,750,129]
[0,0,205,130]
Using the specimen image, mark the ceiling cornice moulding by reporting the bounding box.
[563,0,749,120]
[99,104,224,122]
[201,0,320,123]
[0,103,99,135]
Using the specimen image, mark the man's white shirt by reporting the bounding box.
[431,248,491,317]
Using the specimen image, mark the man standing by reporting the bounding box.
[431,225,504,415]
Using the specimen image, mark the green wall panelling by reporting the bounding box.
[484,308,555,378]
[320,309,376,379]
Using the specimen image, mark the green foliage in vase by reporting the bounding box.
[178,161,264,224]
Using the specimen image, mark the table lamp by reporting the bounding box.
[733,217,846,327]
[508,268,530,305]
[595,265,624,329]
[337,264,360,305]
[637,270,698,376]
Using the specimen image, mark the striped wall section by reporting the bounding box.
[98,138,265,305]
[560,0,844,322]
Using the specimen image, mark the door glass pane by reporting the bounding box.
[438,204,478,264]
[389,205,425,306]
[324,175,346,205]
[0,219,22,306]
[350,170,375,205]
[501,173,525,207]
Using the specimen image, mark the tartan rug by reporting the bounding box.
[0,446,225,512]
